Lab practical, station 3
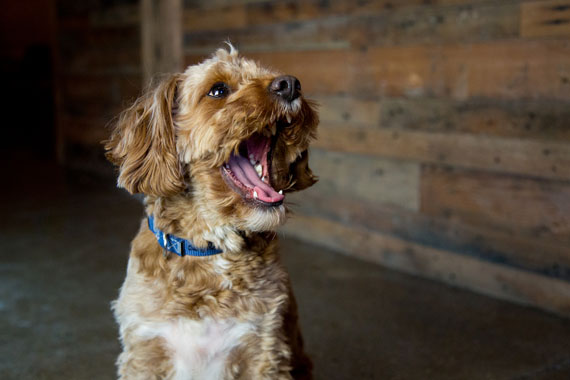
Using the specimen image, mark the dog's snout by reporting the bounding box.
[269,75,301,102]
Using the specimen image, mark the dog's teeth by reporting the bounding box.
[253,190,258,199]
[286,114,292,124]
[254,163,262,177]
[278,190,283,195]
[262,175,267,182]
[270,123,277,135]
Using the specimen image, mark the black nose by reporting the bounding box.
[269,75,301,102]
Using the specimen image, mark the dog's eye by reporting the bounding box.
[207,82,230,98]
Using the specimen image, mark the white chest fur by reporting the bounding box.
[135,317,254,380]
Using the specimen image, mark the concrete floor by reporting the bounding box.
[1,159,569,379]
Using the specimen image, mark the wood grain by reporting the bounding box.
[183,18,349,55]
[376,97,570,140]
[183,1,518,54]
[184,0,515,32]
[521,0,570,38]
[281,214,570,317]
[317,95,382,126]
[317,95,570,141]
[347,1,519,50]
[421,166,570,241]
[287,191,570,279]
[308,149,420,211]
[142,0,183,85]
[314,125,570,181]
[356,40,570,100]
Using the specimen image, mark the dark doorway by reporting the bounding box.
[0,0,56,159]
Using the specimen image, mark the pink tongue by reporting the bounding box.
[228,154,285,203]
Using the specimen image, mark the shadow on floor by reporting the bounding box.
[1,158,569,379]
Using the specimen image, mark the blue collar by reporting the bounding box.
[147,216,223,257]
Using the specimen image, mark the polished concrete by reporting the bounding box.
[1,159,569,379]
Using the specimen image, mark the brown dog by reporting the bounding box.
[104,45,318,379]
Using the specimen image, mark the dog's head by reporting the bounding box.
[105,45,318,234]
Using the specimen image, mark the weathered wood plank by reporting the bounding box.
[421,165,570,241]
[142,0,183,85]
[183,0,513,32]
[184,0,269,10]
[308,149,420,211]
[186,40,570,100]
[183,1,518,54]
[184,17,349,55]
[185,0,493,11]
[347,1,519,50]
[317,96,570,141]
[287,190,570,279]
[280,214,570,317]
[521,0,570,38]
[314,125,570,181]
[377,97,570,140]
[183,0,388,31]
[354,40,570,100]
[317,95,382,126]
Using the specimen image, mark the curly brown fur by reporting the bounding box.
[104,45,318,379]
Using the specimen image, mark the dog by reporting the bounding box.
[104,44,318,379]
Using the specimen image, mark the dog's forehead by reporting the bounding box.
[185,49,278,86]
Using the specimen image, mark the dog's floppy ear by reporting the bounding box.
[104,74,185,196]
[288,149,317,192]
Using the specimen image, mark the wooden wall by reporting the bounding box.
[56,0,141,169]
[183,0,570,316]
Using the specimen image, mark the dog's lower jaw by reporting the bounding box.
[235,204,287,233]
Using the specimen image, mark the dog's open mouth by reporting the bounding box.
[221,131,285,207]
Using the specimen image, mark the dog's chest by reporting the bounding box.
[121,253,285,379]
[154,317,254,379]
